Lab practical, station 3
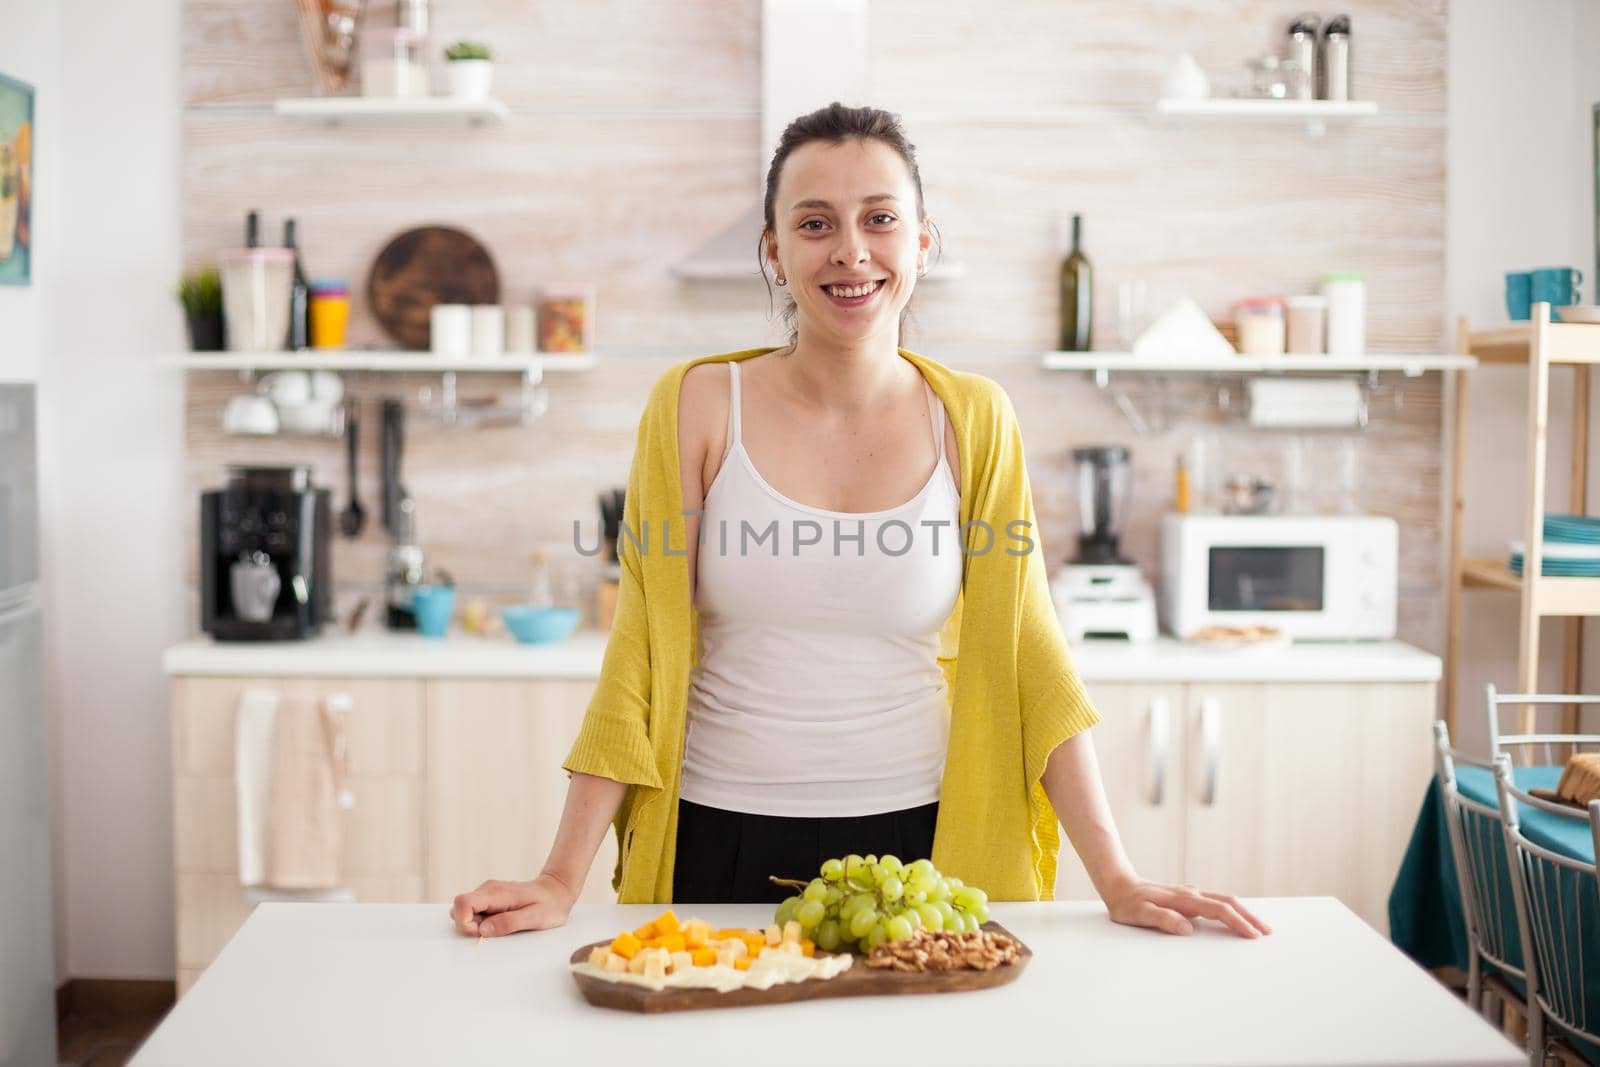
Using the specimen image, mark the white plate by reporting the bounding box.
[1511,539,1600,560]
[1555,305,1600,324]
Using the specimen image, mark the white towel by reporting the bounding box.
[235,688,281,888]
[1247,377,1365,428]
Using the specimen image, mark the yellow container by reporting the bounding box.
[309,281,350,349]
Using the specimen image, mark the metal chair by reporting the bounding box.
[1493,755,1600,1065]
[1485,684,1600,767]
[1434,720,1529,1018]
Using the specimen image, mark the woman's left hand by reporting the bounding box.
[1103,878,1272,939]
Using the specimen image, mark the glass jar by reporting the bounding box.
[1233,297,1286,356]
[536,286,594,352]
[219,248,294,352]
[1285,295,1327,354]
[358,28,430,98]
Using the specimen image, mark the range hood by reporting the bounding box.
[672,0,961,282]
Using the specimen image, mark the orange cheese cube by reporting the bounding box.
[610,932,643,960]
[633,921,658,941]
[733,956,752,971]
[691,947,717,967]
[656,932,685,954]
[714,928,746,941]
[653,910,681,936]
[682,919,711,949]
[741,933,764,956]
[800,939,815,958]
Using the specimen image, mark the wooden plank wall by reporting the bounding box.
[180,1,1448,647]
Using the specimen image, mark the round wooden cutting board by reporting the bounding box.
[367,225,500,350]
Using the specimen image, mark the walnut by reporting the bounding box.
[865,928,1020,972]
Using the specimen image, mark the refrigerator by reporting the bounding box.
[0,383,56,1066]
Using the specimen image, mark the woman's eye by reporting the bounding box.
[871,213,897,225]
[800,219,826,232]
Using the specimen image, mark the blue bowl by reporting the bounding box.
[413,585,456,638]
[502,605,580,645]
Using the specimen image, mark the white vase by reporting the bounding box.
[447,60,494,101]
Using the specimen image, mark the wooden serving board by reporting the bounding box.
[567,923,1031,1013]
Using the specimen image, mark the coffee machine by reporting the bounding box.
[1050,446,1158,643]
[201,465,333,641]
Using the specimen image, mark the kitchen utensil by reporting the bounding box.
[1287,14,1320,101]
[220,248,294,352]
[339,399,365,538]
[1318,273,1366,355]
[380,397,409,537]
[222,395,279,435]
[1319,15,1351,101]
[503,606,578,645]
[368,226,500,350]
[412,584,456,638]
[229,551,283,623]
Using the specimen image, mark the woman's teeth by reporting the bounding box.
[824,280,883,298]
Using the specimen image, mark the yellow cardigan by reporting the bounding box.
[563,346,1102,902]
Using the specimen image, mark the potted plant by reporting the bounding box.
[177,267,225,351]
[444,41,493,101]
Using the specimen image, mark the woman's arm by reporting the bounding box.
[1041,730,1271,938]
[449,771,626,936]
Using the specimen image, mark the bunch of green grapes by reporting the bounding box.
[774,855,991,954]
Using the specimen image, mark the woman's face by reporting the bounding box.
[766,138,932,347]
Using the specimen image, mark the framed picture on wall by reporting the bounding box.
[0,72,33,287]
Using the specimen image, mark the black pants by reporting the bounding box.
[671,797,940,904]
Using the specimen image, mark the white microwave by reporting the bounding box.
[1160,513,1398,641]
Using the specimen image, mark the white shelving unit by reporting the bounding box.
[1041,350,1474,384]
[1155,97,1379,135]
[162,352,595,374]
[272,97,510,126]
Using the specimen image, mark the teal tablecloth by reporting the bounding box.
[1389,765,1600,1062]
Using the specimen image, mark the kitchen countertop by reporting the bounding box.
[130,899,1518,1067]
[163,630,1441,683]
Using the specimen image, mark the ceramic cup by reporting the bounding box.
[412,584,456,638]
[1530,266,1583,310]
[1505,271,1533,321]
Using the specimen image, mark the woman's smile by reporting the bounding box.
[820,277,886,308]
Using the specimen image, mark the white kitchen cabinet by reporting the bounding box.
[169,676,426,997]
[423,678,617,906]
[1055,680,1434,935]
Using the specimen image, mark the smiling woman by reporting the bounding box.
[452,102,1270,948]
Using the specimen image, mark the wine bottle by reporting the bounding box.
[1058,214,1093,351]
[284,218,311,351]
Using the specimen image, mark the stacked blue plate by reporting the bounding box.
[1508,514,1600,577]
[1544,513,1600,544]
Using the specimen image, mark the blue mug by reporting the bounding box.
[1530,266,1582,310]
[1505,271,1533,321]
[412,585,456,638]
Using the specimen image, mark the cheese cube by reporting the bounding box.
[588,946,609,967]
[683,919,711,950]
[691,947,717,967]
[669,950,694,973]
[626,952,648,975]
[779,940,803,956]
[653,910,681,936]
[782,920,802,944]
[603,952,627,974]
[764,924,782,946]
[642,953,667,979]
[610,932,643,959]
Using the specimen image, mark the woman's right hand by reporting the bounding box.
[450,873,577,938]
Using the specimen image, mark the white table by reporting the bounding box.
[131,899,1521,1067]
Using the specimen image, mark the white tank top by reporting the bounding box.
[680,360,963,818]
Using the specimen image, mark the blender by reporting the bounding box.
[1051,446,1158,642]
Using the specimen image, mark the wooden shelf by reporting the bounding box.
[1040,352,1474,375]
[1467,321,1600,365]
[272,97,510,126]
[162,352,596,373]
[1459,558,1600,616]
[1461,558,1523,591]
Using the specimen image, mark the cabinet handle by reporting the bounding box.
[1146,696,1170,806]
[1198,696,1221,806]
